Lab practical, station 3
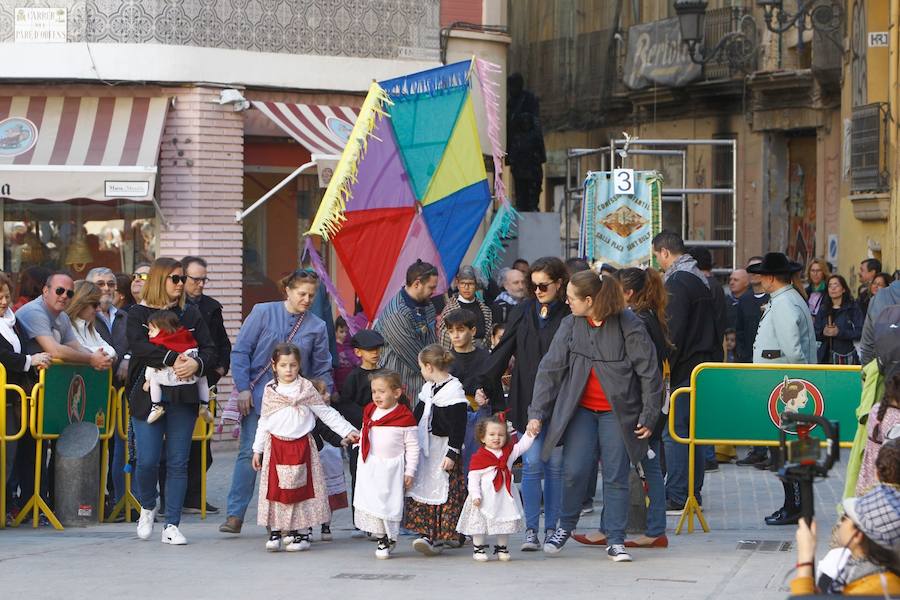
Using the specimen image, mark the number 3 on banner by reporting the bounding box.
[613,169,635,196]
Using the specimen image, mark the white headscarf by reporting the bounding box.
[0,307,20,353]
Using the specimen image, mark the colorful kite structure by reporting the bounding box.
[307,60,500,321]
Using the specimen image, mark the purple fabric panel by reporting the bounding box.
[374,212,448,317]
[346,114,416,212]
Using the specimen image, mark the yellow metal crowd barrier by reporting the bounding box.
[0,363,30,529]
[11,363,114,530]
[667,362,861,535]
[4,361,216,531]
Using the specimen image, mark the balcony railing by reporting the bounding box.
[703,6,757,80]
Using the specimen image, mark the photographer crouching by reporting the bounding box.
[791,484,900,595]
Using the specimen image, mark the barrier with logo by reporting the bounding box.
[0,363,31,529]
[12,362,114,529]
[668,363,861,534]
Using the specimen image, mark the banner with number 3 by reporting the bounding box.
[579,170,663,268]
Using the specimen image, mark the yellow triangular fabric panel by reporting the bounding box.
[421,95,487,207]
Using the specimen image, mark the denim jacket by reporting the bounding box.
[231,301,334,413]
[752,285,816,364]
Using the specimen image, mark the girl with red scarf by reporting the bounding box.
[251,343,359,552]
[456,414,536,562]
[144,310,211,424]
[352,370,419,559]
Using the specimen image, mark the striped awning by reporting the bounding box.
[0,96,168,202]
[251,101,358,157]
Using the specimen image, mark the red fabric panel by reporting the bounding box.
[332,207,415,319]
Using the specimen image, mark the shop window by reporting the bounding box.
[1,199,156,280]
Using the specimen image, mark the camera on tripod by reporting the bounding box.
[774,412,840,524]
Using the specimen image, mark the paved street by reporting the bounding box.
[1,447,847,600]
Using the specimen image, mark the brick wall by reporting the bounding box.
[441,0,483,26]
[157,87,245,385]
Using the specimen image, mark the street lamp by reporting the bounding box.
[674,0,758,70]
[755,0,844,50]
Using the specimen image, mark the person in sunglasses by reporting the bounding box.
[126,258,217,546]
[16,272,115,371]
[130,263,151,304]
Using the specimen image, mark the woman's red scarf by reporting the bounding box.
[468,443,515,495]
[359,402,417,462]
[148,326,197,353]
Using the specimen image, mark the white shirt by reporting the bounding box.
[72,319,117,359]
[362,405,419,478]
[252,381,357,454]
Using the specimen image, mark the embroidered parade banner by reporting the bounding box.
[40,363,111,436]
[580,170,662,268]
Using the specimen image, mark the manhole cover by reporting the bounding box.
[333,573,414,581]
[737,540,792,552]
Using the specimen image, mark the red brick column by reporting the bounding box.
[157,86,244,388]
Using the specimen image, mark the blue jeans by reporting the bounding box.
[519,428,563,532]
[559,408,631,545]
[641,439,666,537]
[703,445,716,463]
[225,411,260,521]
[131,401,196,527]
[110,436,126,504]
[663,382,705,506]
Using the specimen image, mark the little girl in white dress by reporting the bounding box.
[456,413,535,562]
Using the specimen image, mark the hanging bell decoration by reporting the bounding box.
[64,235,94,272]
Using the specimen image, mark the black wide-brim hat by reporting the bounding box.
[746,252,803,275]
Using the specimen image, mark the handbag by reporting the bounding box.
[224,311,307,417]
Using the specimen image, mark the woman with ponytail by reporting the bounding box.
[528,270,662,562]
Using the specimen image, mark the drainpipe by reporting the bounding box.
[891,0,900,266]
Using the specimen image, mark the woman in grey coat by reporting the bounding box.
[527,270,662,562]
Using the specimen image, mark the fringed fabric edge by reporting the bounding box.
[474,57,510,209]
[302,238,366,335]
[472,202,520,282]
[380,59,472,98]
[305,82,392,240]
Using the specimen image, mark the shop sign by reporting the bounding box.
[0,117,38,157]
[623,17,701,90]
[868,32,889,47]
[105,180,150,198]
[14,7,67,43]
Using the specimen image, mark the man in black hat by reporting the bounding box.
[747,252,816,526]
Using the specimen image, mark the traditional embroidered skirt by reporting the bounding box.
[257,434,330,531]
[403,462,467,542]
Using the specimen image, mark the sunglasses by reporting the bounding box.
[186,275,209,284]
[290,269,319,281]
[54,287,75,298]
[95,280,117,289]
[132,273,149,281]
[533,282,555,292]
[168,275,187,284]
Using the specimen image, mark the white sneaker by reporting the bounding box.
[161,524,187,545]
[147,404,165,424]
[266,536,283,552]
[374,537,394,559]
[198,404,213,424]
[285,534,310,552]
[607,544,633,562]
[136,507,157,540]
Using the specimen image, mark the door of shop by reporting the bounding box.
[786,135,817,266]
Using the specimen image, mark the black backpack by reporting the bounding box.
[873,303,900,380]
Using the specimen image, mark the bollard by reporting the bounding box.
[626,470,647,534]
[54,422,101,527]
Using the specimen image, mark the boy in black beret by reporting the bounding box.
[336,329,386,538]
